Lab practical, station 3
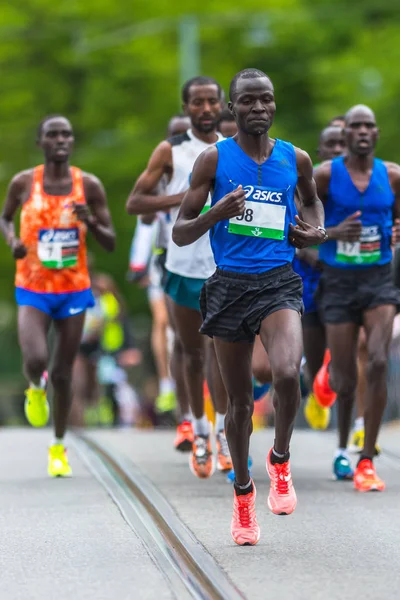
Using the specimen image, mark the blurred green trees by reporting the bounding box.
[1,0,400,315]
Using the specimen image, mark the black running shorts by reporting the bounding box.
[200,264,303,343]
[315,263,400,325]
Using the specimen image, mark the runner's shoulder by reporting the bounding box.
[81,171,106,195]
[383,161,400,193]
[293,146,314,175]
[293,146,312,163]
[9,168,35,191]
[383,161,400,179]
[313,159,332,179]
[194,145,219,177]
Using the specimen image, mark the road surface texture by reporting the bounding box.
[2,424,400,599]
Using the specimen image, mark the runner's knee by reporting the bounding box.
[252,359,272,384]
[367,354,387,381]
[24,354,47,379]
[227,395,254,426]
[333,373,357,398]
[183,347,204,371]
[51,367,73,391]
[273,364,299,394]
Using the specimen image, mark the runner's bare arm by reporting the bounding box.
[80,174,116,252]
[315,161,362,241]
[0,171,31,258]
[288,150,325,248]
[172,147,245,247]
[386,162,400,244]
[295,149,325,228]
[126,142,184,215]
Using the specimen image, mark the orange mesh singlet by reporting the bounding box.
[15,165,91,294]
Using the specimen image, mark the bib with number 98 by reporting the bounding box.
[228,200,286,240]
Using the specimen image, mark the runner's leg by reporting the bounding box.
[260,309,303,454]
[18,306,51,385]
[212,338,254,485]
[165,295,190,418]
[302,321,326,387]
[51,312,86,439]
[171,301,206,420]
[326,322,359,450]
[252,335,272,384]
[362,305,396,457]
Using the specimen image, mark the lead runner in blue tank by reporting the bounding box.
[172,68,327,546]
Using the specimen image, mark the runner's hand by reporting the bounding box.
[330,211,362,242]
[289,216,326,249]
[10,238,27,260]
[72,202,91,224]
[212,185,246,222]
[392,218,400,245]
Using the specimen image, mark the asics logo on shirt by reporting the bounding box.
[40,229,78,243]
[243,186,283,202]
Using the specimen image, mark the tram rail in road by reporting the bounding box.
[73,434,245,600]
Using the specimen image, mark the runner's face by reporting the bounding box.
[345,109,378,156]
[219,120,238,138]
[319,129,346,160]
[231,77,275,136]
[184,84,222,133]
[39,118,74,162]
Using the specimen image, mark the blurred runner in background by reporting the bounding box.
[0,114,115,477]
[127,77,232,478]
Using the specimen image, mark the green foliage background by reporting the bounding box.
[0,0,399,383]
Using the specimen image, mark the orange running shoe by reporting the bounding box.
[231,481,260,546]
[190,435,215,479]
[354,459,385,492]
[216,431,233,472]
[313,349,337,408]
[174,420,194,452]
[266,448,297,515]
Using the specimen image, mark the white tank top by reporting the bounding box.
[165,129,223,279]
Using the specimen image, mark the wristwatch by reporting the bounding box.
[316,226,328,241]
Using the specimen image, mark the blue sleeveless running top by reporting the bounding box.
[319,156,394,269]
[210,137,298,273]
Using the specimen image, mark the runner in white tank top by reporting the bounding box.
[165,128,222,280]
[126,77,231,479]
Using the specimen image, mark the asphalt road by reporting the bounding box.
[2,425,400,600]
[92,425,400,600]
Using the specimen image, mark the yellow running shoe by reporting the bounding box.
[348,429,381,456]
[304,392,331,430]
[48,444,72,478]
[155,390,176,413]
[24,387,49,428]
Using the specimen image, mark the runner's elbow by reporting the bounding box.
[172,223,186,247]
[126,194,141,215]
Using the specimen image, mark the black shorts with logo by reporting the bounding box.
[315,263,400,325]
[200,264,303,343]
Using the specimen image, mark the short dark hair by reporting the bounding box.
[181,76,222,104]
[37,114,68,139]
[229,68,271,102]
[328,115,345,126]
[218,108,235,124]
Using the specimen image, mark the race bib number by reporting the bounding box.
[38,228,79,269]
[228,200,286,240]
[336,225,381,265]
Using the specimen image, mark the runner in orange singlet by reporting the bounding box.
[0,115,115,476]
